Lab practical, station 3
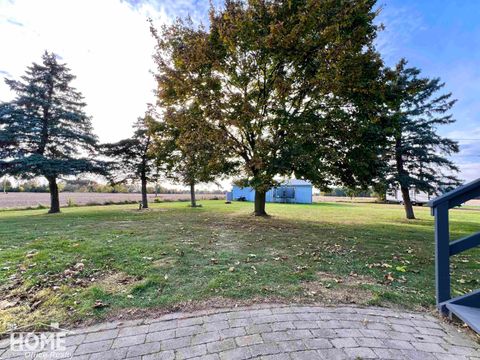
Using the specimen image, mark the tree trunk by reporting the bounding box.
[395,135,415,219]
[190,182,197,207]
[401,186,415,219]
[254,190,267,216]
[141,173,148,209]
[47,176,60,214]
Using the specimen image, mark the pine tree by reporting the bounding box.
[383,59,461,219]
[102,114,158,209]
[0,52,104,213]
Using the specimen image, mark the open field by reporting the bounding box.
[1,192,479,210]
[313,195,480,207]
[0,192,225,209]
[0,200,478,332]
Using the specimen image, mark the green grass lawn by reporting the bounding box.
[0,200,479,331]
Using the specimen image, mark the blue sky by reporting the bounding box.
[376,0,480,181]
[1,0,479,182]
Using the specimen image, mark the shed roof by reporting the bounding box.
[231,179,312,189]
[281,179,312,187]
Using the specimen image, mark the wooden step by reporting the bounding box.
[444,290,480,333]
[446,303,480,333]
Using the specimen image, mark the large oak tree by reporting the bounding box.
[0,52,104,213]
[153,0,386,215]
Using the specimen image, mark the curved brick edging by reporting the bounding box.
[1,304,479,359]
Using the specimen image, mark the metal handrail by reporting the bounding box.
[429,178,480,307]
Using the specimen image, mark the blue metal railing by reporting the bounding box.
[428,178,480,333]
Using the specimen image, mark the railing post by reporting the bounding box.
[434,202,450,309]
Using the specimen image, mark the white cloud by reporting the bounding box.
[0,0,170,143]
[456,162,480,183]
[445,126,480,182]
[375,3,425,66]
[127,0,221,25]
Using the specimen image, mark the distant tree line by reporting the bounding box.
[323,188,374,198]
[3,178,222,195]
[0,1,461,218]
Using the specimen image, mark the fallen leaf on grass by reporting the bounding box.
[26,252,38,259]
[93,300,108,308]
[175,249,185,257]
[384,272,394,284]
[30,300,42,311]
[0,300,18,310]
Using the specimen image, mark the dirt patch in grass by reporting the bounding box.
[302,271,378,305]
[152,257,177,268]
[96,272,141,294]
[316,271,377,285]
[207,215,304,251]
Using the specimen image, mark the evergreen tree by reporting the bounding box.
[102,114,158,209]
[0,52,104,213]
[152,0,385,216]
[382,59,460,219]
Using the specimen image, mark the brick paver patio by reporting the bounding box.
[1,304,479,359]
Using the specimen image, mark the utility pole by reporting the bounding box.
[3,176,7,194]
